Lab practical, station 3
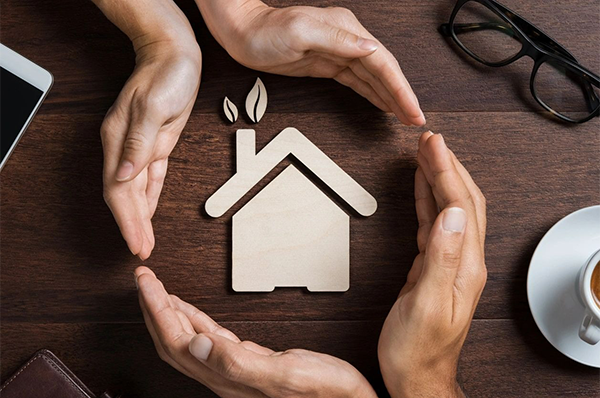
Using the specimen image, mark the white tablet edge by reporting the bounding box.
[0,44,53,91]
[0,43,53,170]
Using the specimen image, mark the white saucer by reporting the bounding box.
[528,205,600,367]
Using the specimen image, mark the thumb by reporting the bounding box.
[189,333,278,389]
[302,19,379,58]
[419,207,467,296]
[115,111,162,182]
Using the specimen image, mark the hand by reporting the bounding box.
[196,0,425,126]
[96,0,202,259]
[93,0,202,260]
[101,46,200,260]
[134,266,377,398]
[378,132,487,398]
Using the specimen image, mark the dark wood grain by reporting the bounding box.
[1,321,598,398]
[1,112,598,323]
[1,0,598,115]
[1,0,599,396]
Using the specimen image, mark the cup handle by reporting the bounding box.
[579,311,600,345]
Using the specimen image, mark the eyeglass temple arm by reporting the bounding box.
[561,67,600,112]
[440,21,599,113]
[491,2,579,63]
[443,21,517,36]
[502,10,599,115]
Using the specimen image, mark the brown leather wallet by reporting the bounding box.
[0,349,119,398]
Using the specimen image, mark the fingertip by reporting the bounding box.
[127,243,138,257]
[140,232,155,262]
[138,246,152,261]
[134,265,154,278]
[441,207,467,233]
[357,37,378,52]
[419,131,434,148]
[425,132,444,150]
[135,272,156,293]
[115,160,134,182]
[414,113,426,127]
[189,333,213,362]
[137,233,147,261]
[124,235,142,258]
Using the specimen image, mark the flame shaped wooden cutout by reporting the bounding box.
[245,78,267,123]
[223,96,238,123]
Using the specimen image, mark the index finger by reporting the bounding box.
[170,295,241,343]
[135,268,268,396]
[301,7,425,126]
[359,48,425,126]
[104,174,154,260]
[135,268,193,351]
[418,133,477,218]
[449,150,487,247]
[415,166,438,253]
[190,333,284,394]
[418,134,487,305]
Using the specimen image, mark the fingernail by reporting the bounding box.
[134,273,139,289]
[426,131,434,137]
[438,133,445,145]
[443,207,466,232]
[419,109,426,125]
[116,160,133,181]
[357,37,378,52]
[189,334,213,361]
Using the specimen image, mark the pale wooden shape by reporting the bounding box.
[205,127,377,292]
[245,78,267,123]
[223,96,238,123]
[232,165,349,292]
[236,128,255,172]
[205,128,377,218]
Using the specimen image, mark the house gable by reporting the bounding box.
[205,128,377,218]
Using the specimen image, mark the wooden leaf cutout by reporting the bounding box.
[223,97,238,123]
[245,78,267,123]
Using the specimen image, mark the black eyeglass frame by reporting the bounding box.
[440,0,600,124]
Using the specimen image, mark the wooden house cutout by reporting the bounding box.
[206,127,377,292]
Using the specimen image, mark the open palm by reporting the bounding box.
[101,48,201,259]
[205,4,424,126]
[135,266,377,398]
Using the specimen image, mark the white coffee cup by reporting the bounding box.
[578,248,600,345]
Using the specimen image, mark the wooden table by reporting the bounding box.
[2,0,599,396]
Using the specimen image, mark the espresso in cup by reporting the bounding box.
[579,251,600,345]
[592,260,600,309]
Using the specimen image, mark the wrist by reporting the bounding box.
[386,373,464,398]
[390,380,464,398]
[380,360,463,398]
[94,0,200,59]
[132,37,201,68]
[194,0,267,49]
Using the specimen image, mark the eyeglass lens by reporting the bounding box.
[534,60,599,121]
[453,1,522,64]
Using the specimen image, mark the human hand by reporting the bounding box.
[196,0,424,126]
[134,266,377,398]
[378,132,487,398]
[97,0,202,259]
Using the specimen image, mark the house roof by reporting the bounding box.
[205,127,377,218]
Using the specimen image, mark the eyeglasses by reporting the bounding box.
[440,0,600,124]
